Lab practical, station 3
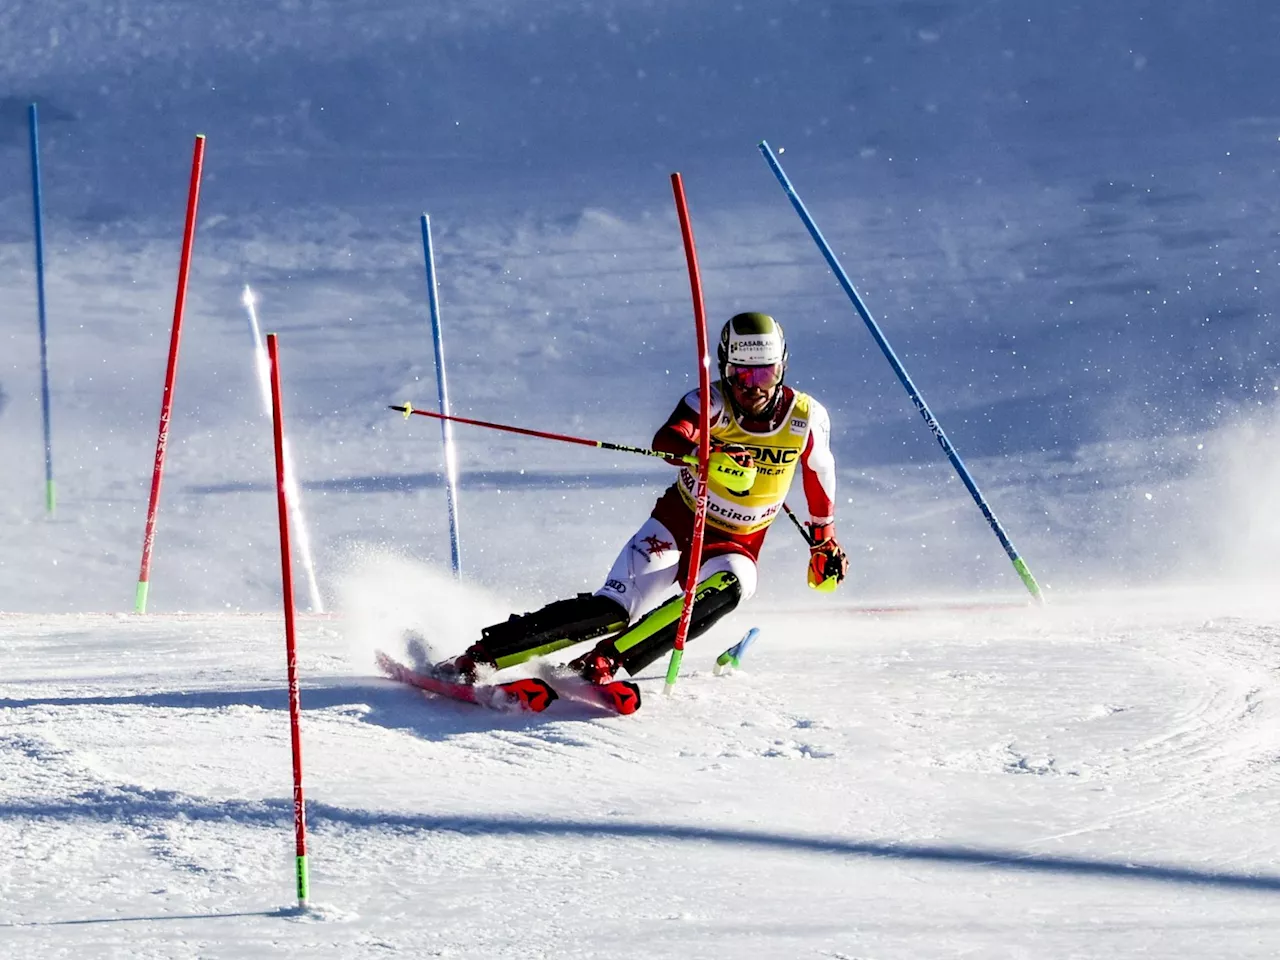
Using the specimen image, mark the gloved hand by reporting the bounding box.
[805,522,849,592]
[707,441,756,494]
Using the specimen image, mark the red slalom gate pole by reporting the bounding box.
[135,133,206,613]
[268,333,310,908]
[664,173,712,695]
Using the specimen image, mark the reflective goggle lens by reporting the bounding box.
[726,363,782,389]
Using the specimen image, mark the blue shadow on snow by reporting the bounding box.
[1,770,1278,895]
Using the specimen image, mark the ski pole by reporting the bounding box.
[389,402,702,469]
[393,404,816,548]
[781,502,815,546]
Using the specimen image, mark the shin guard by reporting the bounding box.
[481,593,628,668]
[611,572,743,676]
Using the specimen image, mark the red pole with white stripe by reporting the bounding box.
[135,134,206,613]
[664,173,712,694]
[267,333,310,908]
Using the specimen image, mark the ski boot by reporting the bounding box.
[429,642,497,685]
[567,640,623,685]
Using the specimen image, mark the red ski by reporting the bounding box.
[375,651,557,713]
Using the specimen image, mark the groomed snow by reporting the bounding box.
[3,579,1280,958]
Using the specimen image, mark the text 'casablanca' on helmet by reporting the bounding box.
[717,312,788,370]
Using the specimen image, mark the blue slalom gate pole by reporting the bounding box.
[420,214,462,576]
[759,140,1043,602]
[28,103,55,516]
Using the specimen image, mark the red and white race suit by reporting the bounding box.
[596,381,837,620]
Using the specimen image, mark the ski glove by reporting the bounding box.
[707,441,757,495]
[805,522,849,592]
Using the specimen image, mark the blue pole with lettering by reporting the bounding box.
[758,140,1042,602]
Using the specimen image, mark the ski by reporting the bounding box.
[375,651,557,713]
[377,648,640,716]
[537,664,642,716]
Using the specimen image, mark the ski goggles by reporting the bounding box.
[726,362,783,390]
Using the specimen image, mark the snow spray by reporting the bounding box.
[242,286,324,613]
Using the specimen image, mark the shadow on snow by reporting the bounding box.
[1,776,1278,895]
[0,677,618,739]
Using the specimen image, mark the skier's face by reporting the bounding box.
[726,363,782,417]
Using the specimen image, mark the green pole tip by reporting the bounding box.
[134,580,150,615]
[1011,557,1045,604]
[663,647,684,689]
[296,855,310,903]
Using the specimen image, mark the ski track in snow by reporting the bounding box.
[3,590,1280,957]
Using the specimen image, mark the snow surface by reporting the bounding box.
[3,1,1280,956]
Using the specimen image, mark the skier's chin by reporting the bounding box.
[734,391,772,417]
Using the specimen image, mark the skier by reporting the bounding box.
[435,312,848,687]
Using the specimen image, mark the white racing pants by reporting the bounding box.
[594,516,758,622]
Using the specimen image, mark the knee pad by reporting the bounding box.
[614,572,743,676]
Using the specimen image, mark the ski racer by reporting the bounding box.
[435,311,848,687]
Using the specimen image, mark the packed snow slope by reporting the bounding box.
[2,1,1280,957]
[4,578,1280,959]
